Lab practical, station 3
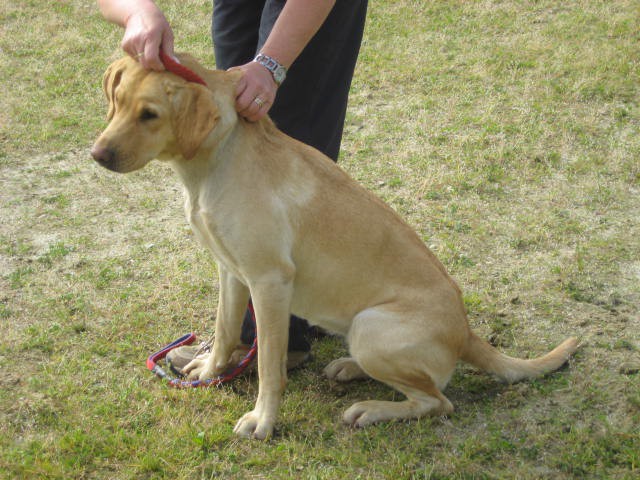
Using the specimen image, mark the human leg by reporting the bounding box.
[260,0,368,161]
[211,0,265,69]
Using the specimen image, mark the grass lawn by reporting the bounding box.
[1,1,638,478]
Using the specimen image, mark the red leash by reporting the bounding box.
[159,50,208,86]
[147,303,258,388]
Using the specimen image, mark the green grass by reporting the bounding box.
[1,0,639,478]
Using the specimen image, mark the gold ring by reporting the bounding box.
[253,96,265,108]
[135,52,144,59]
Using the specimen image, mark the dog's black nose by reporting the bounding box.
[90,144,118,171]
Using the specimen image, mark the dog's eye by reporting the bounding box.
[139,108,158,121]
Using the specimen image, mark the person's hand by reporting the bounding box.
[230,61,278,122]
[121,6,175,70]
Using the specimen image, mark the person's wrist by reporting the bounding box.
[253,53,287,86]
[123,1,160,27]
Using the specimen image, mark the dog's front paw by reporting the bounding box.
[233,410,274,440]
[324,357,367,382]
[182,356,217,381]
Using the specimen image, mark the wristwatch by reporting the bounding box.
[253,53,287,86]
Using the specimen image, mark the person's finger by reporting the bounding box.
[141,36,164,70]
[236,89,266,115]
[120,10,174,71]
[121,36,143,60]
[233,75,252,112]
[160,28,178,64]
[236,88,256,113]
[249,96,271,121]
[238,94,272,122]
[230,67,247,96]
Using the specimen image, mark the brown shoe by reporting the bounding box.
[166,343,210,374]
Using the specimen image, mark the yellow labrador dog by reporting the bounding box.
[91,54,578,439]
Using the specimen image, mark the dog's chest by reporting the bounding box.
[185,199,245,281]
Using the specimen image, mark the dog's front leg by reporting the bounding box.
[184,266,249,380]
[233,273,292,440]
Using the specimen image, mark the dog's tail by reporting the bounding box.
[461,331,578,383]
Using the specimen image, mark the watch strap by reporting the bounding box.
[253,53,287,86]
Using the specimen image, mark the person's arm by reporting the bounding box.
[233,0,336,122]
[97,0,174,70]
[261,0,336,69]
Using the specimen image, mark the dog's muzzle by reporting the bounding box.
[90,144,120,172]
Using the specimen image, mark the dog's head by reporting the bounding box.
[91,55,238,173]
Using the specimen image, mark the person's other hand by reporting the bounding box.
[121,6,174,70]
[230,62,278,122]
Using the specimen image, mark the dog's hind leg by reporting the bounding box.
[342,307,459,427]
[343,375,454,427]
[324,357,369,382]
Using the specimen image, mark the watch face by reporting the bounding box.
[274,67,286,84]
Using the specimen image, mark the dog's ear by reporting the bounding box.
[166,82,220,160]
[102,61,126,121]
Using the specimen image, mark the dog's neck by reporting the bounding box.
[167,115,278,195]
[167,127,235,194]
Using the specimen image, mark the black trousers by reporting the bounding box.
[211,0,368,350]
[212,0,368,161]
